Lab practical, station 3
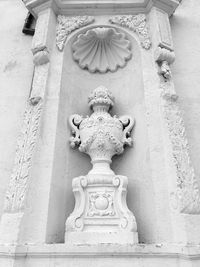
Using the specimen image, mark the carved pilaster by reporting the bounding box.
[109,14,151,50]
[153,9,200,214]
[160,82,200,214]
[0,8,55,244]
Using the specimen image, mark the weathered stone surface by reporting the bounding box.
[1,0,200,266]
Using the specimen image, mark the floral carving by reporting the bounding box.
[4,100,43,212]
[87,192,115,217]
[56,15,95,51]
[109,14,151,50]
[72,27,132,73]
[161,81,200,214]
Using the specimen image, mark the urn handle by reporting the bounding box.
[119,115,135,147]
[69,114,83,148]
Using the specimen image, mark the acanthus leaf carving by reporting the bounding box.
[160,81,200,214]
[4,100,43,213]
[56,15,95,51]
[109,14,151,50]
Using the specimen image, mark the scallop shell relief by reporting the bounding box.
[72,27,132,73]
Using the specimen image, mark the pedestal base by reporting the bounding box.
[65,175,138,245]
[66,231,138,245]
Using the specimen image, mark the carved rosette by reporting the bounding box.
[109,14,151,50]
[56,15,95,51]
[65,86,138,244]
[72,27,132,73]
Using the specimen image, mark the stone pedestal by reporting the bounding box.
[65,175,138,244]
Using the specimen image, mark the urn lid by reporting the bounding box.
[88,86,115,110]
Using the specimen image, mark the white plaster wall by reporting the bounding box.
[171,0,200,188]
[1,0,200,247]
[0,0,33,216]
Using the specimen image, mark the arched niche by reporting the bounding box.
[46,25,156,244]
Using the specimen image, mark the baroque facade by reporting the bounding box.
[1,0,200,266]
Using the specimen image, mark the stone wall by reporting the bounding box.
[0,0,200,246]
[0,0,33,218]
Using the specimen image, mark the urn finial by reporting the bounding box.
[88,85,114,111]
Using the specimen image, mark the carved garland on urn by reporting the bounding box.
[65,86,138,244]
[3,10,53,213]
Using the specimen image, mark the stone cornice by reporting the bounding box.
[23,0,179,17]
[1,244,200,260]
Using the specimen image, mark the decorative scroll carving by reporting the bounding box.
[65,86,138,244]
[56,15,95,51]
[72,27,132,73]
[160,81,200,214]
[155,47,175,80]
[109,14,151,50]
[4,100,43,212]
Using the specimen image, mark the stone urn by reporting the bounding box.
[69,86,134,176]
[65,85,138,245]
